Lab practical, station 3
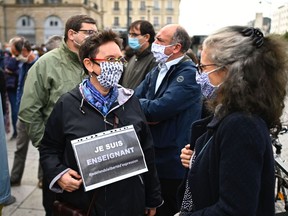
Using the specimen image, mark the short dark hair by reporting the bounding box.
[129,20,155,44]
[79,30,123,74]
[64,15,97,42]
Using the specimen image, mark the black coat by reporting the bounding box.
[179,112,275,215]
[40,85,163,216]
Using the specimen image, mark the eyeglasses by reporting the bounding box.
[90,56,127,65]
[77,29,98,35]
[128,33,142,37]
[196,63,217,74]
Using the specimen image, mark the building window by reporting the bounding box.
[166,17,172,24]
[140,1,145,10]
[16,16,36,43]
[16,0,33,4]
[114,17,119,26]
[44,16,63,42]
[114,1,119,10]
[154,0,159,10]
[20,16,32,27]
[44,0,61,3]
[167,0,173,10]
[153,17,159,26]
[49,20,58,26]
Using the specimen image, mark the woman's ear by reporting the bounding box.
[83,58,93,72]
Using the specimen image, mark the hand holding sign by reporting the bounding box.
[57,169,83,192]
[72,125,148,191]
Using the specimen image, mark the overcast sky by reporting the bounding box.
[179,0,288,36]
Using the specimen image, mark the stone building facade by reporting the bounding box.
[0,0,180,46]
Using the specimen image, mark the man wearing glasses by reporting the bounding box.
[18,14,97,216]
[120,20,157,89]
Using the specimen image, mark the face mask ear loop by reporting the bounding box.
[91,71,98,77]
[79,98,85,115]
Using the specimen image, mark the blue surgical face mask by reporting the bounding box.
[196,67,222,99]
[128,37,142,50]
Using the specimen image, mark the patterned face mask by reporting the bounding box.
[195,67,222,99]
[96,61,123,89]
[151,42,174,63]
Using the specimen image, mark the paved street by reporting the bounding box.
[2,123,288,215]
[2,131,45,216]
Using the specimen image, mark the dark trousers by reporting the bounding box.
[156,178,183,216]
[42,177,56,216]
[7,90,18,136]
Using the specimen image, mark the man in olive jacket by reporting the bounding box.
[18,14,98,216]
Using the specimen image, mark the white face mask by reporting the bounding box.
[151,42,174,63]
[73,31,90,47]
[15,51,31,63]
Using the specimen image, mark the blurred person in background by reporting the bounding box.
[9,36,41,188]
[4,53,20,140]
[44,35,63,52]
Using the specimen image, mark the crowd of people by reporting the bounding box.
[1,14,288,216]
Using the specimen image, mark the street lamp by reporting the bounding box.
[147,5,153,23]
[126,0,130,31]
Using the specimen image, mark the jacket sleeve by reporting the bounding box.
[132,96,163,208]
[134,70,153,99]
[39,98,68,184]
[137,64,201,122]
[18,60,50,148]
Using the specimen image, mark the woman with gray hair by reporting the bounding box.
[178,26,288,215]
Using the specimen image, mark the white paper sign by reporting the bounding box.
[71,125,148,191]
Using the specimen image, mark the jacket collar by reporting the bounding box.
[71,84,134,116]
[61,39,81,63]
[154,55,194,97]
[135,45,153,60]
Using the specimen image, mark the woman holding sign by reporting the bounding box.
[40,30,163,216]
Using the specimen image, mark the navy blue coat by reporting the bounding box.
[135,56,202,179]
[182,112,275,215]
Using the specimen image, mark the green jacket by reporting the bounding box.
[18,40,86,148]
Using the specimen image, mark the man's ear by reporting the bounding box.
[143,34,150,42]
[173,43,182,54]
[68,29,76,41]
